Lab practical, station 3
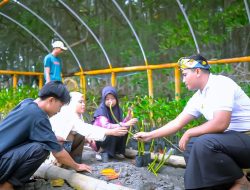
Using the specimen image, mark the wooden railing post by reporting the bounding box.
[38,75,43,89]
[111,72,116,87]
[174,67,181,100]
[13,74,17,88]
[147,69,153,97]
[80,73,86,100]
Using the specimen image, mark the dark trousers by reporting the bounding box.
[63,133,85,163]
[96,135,127,157]
[0,142,49,187]
[183,131,250,190]
[69,133,85,163]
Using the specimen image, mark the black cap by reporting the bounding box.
[38,81,71,104]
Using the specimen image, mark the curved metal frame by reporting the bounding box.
[12,0,83,72]
[0,12,49,52]
[5,0,250,66]
[2,1,250,74]
[57,0,112,69]
[244,0,250,23]
[176,0,200,54]
[112,0,148,65]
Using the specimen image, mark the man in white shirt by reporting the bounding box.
[134,54,250,190]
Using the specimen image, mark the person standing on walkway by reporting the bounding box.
[44,40,67,83]
[134,54,250,190]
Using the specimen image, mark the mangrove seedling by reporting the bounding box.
[147,148,174,176]
[109,103,134,137]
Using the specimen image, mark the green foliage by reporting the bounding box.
[221,1,249,32]
[120,95,204,133]
[2,81,250,149]
[210,64,234,74]
[239,83,250,97]
[0,86,38,118]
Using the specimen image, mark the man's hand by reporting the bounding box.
[178,130,191,151]
[53,149,92,173]
[133,131,152,142]
[44,67,51,83]
[75,163,92,173]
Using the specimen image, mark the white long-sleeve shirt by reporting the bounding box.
[50,109,107,141]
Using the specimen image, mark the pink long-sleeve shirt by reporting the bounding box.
[93,115,130,129]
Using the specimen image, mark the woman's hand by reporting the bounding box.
[56,136,66,145]
[126,107,133,119]
[107,127,128,136]
[124,118,138,127]
[85,138,94,144]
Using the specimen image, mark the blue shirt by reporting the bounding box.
[0,99,62,155]
[44,53,62,82]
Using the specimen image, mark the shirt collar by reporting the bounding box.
[198,73,213,95]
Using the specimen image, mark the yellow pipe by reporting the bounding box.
[74,56,250,76]
[80,74,86,101]
[174,66,181,100]
[147,69,153,97]
[13,74,17,88]
[1,56,249,77]
[208,56,250,65]
[0,0,9,7]
[0,70,43,76]
[76,63,177,76]
[111,72,116,87]
[0,56,250,97]
[38,75,43,89]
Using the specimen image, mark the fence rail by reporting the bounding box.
[0,56,250,99]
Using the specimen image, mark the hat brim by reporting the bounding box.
[60,47,67,50]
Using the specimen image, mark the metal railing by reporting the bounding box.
[1,56,250,100]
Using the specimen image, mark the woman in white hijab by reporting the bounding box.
[49,92,129,170]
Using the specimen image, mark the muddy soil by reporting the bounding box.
[26,157,184,190]
[83,158,185,190]
[21,148,185,190]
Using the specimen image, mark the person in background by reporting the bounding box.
[92,86,138,160]
[49,91,130,165]
[134,54,250,190]
[0,81,91,190]
[44,40,67,83]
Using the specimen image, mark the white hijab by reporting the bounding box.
[63,91,84,119]
[50,91,84,139]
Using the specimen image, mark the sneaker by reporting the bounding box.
[96,153,102,161]
[114,154,125,160]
